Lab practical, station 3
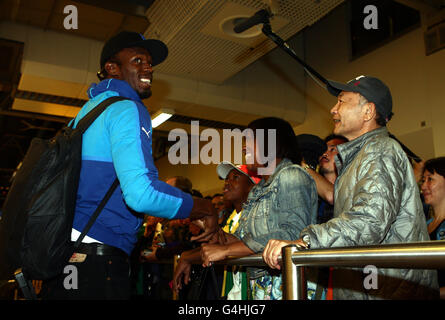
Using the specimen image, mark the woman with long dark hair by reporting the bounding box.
[200,117,318,300]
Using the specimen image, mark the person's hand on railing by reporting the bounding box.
[201,240,254,267]
[172,258,192,294]
[201,243,229,267]
[263,239,308,270]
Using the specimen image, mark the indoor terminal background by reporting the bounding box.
[0,0,444,202]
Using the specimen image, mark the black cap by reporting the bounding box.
[327,75,393,123]
[100,31,168,68]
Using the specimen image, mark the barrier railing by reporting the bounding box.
[10,240,443,299]
[219,240,445,300]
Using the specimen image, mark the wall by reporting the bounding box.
[6,2,445,196]
[159,2,445,195]
[0,20,307,196]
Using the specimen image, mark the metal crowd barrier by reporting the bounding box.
[219,240,445,300]
[9,240,444,300]
[11,240,443,300]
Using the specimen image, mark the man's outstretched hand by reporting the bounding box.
[189,197,218,242]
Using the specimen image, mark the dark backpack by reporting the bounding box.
[0,96,127,281]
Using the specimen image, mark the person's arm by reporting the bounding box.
[172,228,238,293]
[106,101,193,219]
[440,286,445,299]
[304,166,334,205]
[172,231,238,292]
[141,247,159,262]
[172,259,192,293]
[102,102,219,240]
[200,240,254,267]
[180,229,239,264]
[179,247,203,264]
[188,198,218,242]
[171,247,202,293]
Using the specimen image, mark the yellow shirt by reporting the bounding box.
[222,209,242,234]
[221,208,244,297]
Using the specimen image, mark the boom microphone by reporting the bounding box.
[233,9,271,34]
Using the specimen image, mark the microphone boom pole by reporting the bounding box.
[260,22,329,87]
[234,12,423,163]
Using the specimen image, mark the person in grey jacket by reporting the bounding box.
[263,76,438,299]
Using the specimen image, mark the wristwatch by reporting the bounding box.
[301,234,311,249]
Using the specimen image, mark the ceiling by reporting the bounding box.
[143,0,345,84]
[0,0,346,112]
[0,0,344,167]
[0,0,345,83]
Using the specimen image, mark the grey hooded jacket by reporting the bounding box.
[301,127,438,299]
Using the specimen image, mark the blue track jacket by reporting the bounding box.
[71,79,193,255]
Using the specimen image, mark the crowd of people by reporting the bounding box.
[130,106,443,300]
[15,30,440,300]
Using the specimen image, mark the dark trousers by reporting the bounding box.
[41,253,131,300]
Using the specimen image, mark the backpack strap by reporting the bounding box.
[72,96,129,248]
[73,178,119,249]
[73,96,129,134]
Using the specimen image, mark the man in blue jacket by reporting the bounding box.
[43,31,217,299]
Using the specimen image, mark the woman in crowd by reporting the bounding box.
[171,162,259,299]
[199,117,318,300]
[421,156,445,299]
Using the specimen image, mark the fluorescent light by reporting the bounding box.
[151,108,174,128]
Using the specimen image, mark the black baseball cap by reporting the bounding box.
[100,31,168,68]
[327,75,393,123]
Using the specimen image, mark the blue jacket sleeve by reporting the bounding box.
[104,100,193,219]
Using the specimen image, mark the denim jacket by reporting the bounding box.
[234,158,318,279]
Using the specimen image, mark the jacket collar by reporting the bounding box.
[87,79,142,102]
[257,157,293,188]
[335,126,388,174]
